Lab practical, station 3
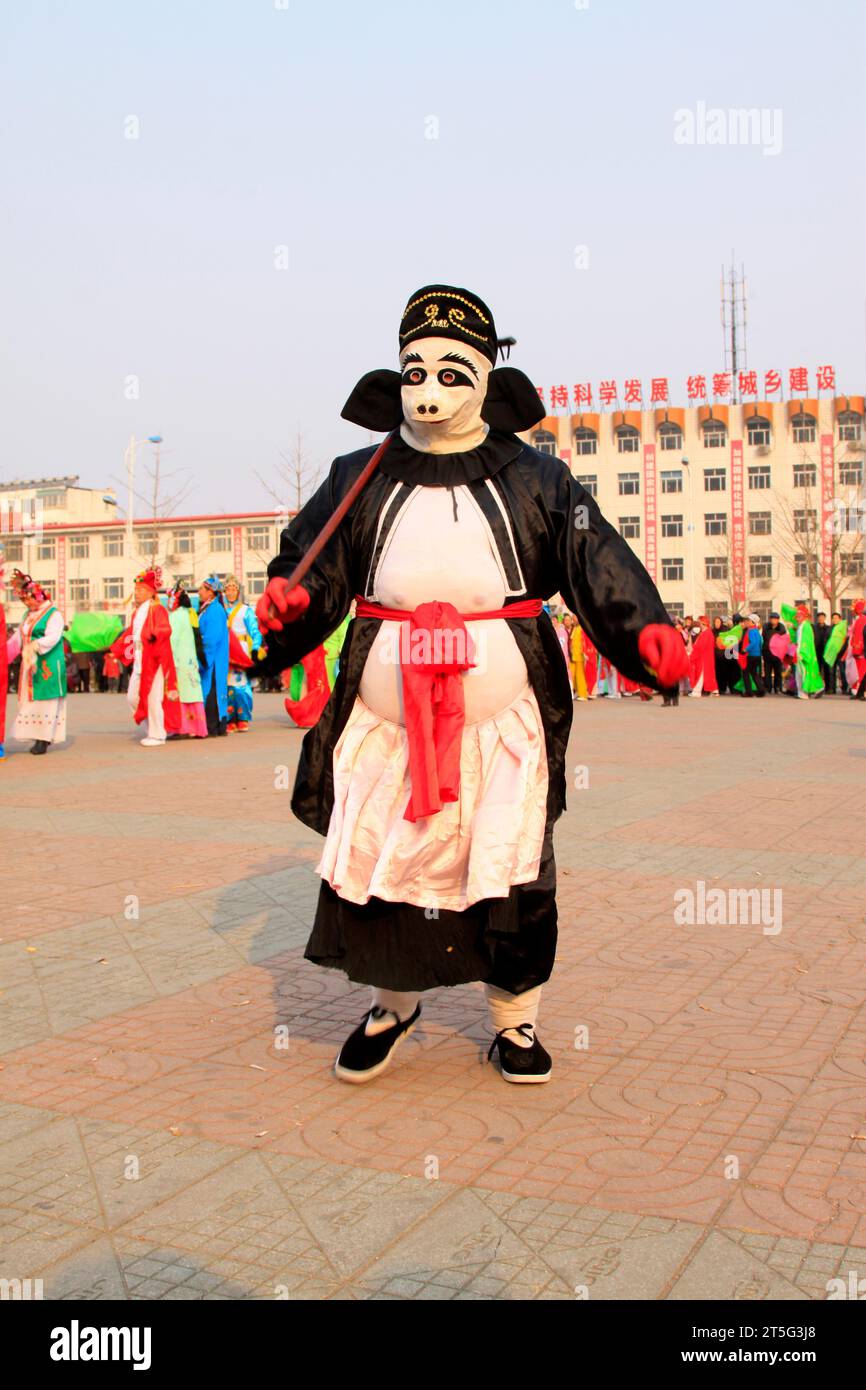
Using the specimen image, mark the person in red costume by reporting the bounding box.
[687,615,720,697]
[0,561,7,760]
[257,284,687,1087]
[849,598,866,700]
[127,568,181,746]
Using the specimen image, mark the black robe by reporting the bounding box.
[264,430,672,994]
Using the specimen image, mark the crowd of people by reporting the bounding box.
[0,567,271,757]
[550,602,866,705]
[2,562,865,761]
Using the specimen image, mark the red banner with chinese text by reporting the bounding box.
[730,440,745,604]
[642,444,657,582]
[233,525,243,581]
[56,533,67,616]
[819,433,834,597]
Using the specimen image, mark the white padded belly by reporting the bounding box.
[359,485,529,725]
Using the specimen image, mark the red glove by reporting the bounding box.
[638,623,689,687]
[256,580,310,634]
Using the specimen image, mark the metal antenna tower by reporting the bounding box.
[720,254,748,401]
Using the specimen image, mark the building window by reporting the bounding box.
[793,461,817,488]
[839,460,863,486]
[702,420,727,448]
[69,578,90,603]
[841,552,865,576]
[746,416,771,446]
[36,537,56,560]
[838,410,863,443]
[749,511,772,536]
[532,430,557,456]
[137,530,158,556]
[749,555,772,580]
[103,577,125,601]
[662,557,683,582]
[573,427,598,456]
[69,535,89,559]
[794,509,817,533]
[618,472,640,496]
[791,412,816,444]
[2,538,23,561]
[246,525,272,550]
[835,506,862,532]
[660,469,683,494]
[704,468,726,492]
[705,557,728,581]
[658,423,683,452]
[172,530,194,554]
[38,489,66,509]
[618,516,640,540]
[246,571,267,596]
[209,527,232,552]
[615,426,640,454]
[661,515,683,538]
[665,603,685,621]
[750,601,772,622]
[576,474,597,497]
[704,513,727,537]
[103,533,124,557]
[748,464,771,490]
[794,554,814,580]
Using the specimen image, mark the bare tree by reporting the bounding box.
[256,430,322,517]
[109,440,195,579]
[773,440,865,611]
[706,527,746,616]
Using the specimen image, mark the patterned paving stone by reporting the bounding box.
[666,1231,817,1301]
[2,693,866,1298]
[113,1151,343,1296]
[0,1101,59,1145]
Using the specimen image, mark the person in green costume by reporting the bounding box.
[789,602,824,699]
[822,612,848,694]
[168,585,208,737]
[6,571,68,754]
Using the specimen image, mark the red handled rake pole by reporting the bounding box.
[278,432,395,592]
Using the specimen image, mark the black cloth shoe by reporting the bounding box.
[334,1004,421,1084]
[487,1024,552,1084]
[30,740,48,755]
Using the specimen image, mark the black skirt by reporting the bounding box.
[304,835,558,995]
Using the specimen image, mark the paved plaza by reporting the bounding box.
[1,690,865,1301]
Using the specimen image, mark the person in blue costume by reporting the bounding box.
[223,575,265,731]
[197,575,230,737]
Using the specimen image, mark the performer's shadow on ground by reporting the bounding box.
[211,855,497,1075]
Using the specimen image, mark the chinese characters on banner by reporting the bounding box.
[535,366,836,410]
[730,441,745,605]
[642,444,657,583]
[233,526,244,582]
[820,434,835,593]
[56,533,67,616]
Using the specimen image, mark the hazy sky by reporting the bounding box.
[2,0,864,515]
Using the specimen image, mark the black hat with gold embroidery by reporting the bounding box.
[400,284,500,365]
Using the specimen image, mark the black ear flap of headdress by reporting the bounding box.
[341,370,403,431]
[481,367,546,433]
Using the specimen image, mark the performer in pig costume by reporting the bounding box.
[258,285,686,1084]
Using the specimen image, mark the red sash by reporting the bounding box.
[355,596,542,822]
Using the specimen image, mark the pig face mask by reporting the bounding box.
[339,283,546,449]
